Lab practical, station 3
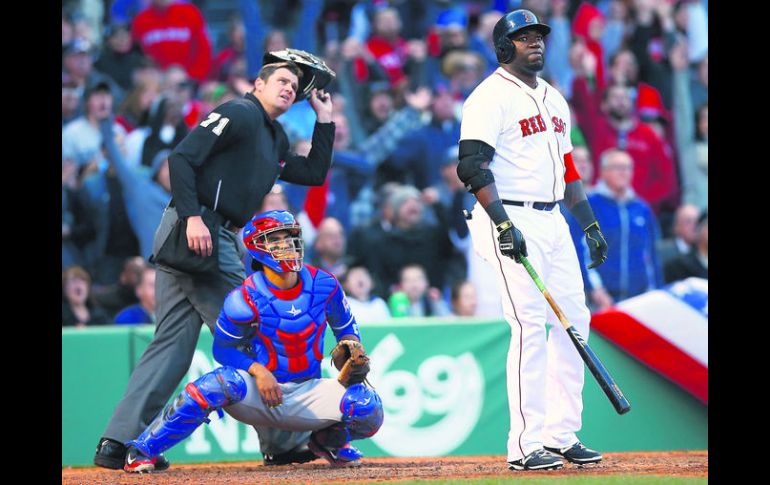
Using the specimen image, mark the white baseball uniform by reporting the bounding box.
[460,67,591,462]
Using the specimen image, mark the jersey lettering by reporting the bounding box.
[200,112,230,137]
[519,115,550,138]
[552,116,567,137]
[528,117,540,134]
[519,119,532,136]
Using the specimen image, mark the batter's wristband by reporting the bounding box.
[485,200,510,227]
[571,200,597,230]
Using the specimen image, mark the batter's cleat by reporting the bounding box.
[263,443,319,466]
[123,446,156,473]
[308,436,363,467]
[544,442,602,465]
[508,449,564,471]
[94,437,126,470]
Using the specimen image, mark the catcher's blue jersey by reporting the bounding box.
[213,265,360,382]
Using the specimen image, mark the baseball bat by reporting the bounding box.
[519,255,631,415]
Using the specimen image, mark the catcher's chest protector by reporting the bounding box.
[244,267,336,382]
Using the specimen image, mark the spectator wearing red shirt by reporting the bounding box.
[570,75,678,216]
[131,0,212,82]
[366,7,409,88]
[571,1,607,93]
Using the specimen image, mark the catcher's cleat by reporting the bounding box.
[508,449,564,471]
[308,435,363,467]
[544,442,602,465]
[94,437,126,470]
[263,443,319,466]
[123,446,156,473]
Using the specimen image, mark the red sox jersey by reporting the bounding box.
[460,67,574,202]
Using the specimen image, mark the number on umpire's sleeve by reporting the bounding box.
[200,112,230,136]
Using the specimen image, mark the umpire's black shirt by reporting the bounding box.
[168,91,335,227]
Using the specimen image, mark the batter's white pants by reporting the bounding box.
[466,202,591,462]
[225,372,347,433]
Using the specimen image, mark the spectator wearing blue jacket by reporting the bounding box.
[383,89,460,190]
[567,149,663,310]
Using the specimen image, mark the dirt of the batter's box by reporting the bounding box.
[62,451,707,484]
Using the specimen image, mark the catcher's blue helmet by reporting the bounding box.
[242,210,304,273]
[493,9,551,64]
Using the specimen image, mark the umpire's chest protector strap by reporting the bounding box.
[457,139,496,194]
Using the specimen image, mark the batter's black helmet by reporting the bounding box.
[493,9,551,64]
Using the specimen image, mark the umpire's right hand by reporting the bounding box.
[186,215,214,257]
[496,220,527,263]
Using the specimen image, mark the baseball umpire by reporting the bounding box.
[94,49,337,470]
[458,10,608,470]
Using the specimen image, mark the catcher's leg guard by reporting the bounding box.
[127,366,247,457]
[340,383,384,440]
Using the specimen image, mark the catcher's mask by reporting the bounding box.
[263,48,336,102]
[243,210,304,273]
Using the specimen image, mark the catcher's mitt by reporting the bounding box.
[331,340,370,387]
[262,48,336,102]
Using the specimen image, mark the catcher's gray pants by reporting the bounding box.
[225,373,346,432]
[101,206,311,454]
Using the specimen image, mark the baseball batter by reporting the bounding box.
[458,10,608,471]
[122,210,383,472]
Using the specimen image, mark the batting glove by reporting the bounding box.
[496,220,527,263]
[584,221,608,269]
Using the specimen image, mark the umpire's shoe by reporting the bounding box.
[544,442,602,465]
[263,443,319,466]
[94,437,126,469]
[508,449,564,471]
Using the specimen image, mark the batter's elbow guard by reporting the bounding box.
[457,140,496,194]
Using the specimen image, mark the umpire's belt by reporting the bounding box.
[502,200,558,211]
[168,199,242,233]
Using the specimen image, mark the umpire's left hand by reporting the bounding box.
[309,88,333,123]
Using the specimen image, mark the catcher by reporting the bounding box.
[122,210,383,473]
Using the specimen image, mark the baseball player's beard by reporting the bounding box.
[527,55,545,72]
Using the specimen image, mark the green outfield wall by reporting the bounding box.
[62,319,707,466]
